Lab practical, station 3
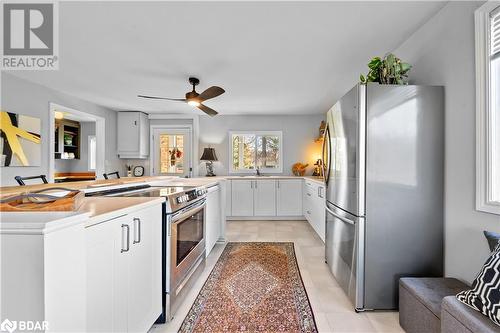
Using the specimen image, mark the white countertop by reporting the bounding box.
[0,175,324,234]
[0,197,164,234]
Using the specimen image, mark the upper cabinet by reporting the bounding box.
[117,112,149,159]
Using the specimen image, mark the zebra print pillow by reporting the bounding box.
[456,242,500,326]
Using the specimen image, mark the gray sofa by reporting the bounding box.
[441,296,500,333]
[399,277,499,333]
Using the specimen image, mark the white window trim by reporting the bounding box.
[475,2,500,215]
[228,130,283,174]
[88,135,96,171]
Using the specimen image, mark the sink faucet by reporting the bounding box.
[256,167,261,176]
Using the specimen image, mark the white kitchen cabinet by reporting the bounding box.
[86,204,162,333]
[127,207,162,333]
[86,215,127,333]
[304,180,326,242]
[206,184,222,256]
[117,111,149,159]
[276,179,302,216]
[231,180,254,216]
[228,178,304,218]
[253,180,276,216]
[0,216,87,333]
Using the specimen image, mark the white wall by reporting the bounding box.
[394,1,500,284]
[198,115,325,176]
[0,73,126,186]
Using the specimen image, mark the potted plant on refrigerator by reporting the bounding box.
[360,53,412,85]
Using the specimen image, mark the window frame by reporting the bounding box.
[88,135,97,171]
[475,2,500,215]
[228,130,283,174]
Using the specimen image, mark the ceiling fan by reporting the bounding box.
[138,77,224,116]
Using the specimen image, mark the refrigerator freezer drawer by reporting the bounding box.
[325,203,365,310]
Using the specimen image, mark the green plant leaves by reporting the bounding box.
[359,53,411,85]
[400,62,411,73]
[367,57,382,70]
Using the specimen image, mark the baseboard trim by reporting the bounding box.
[226,216,306,221]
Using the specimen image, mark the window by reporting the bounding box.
[88,135,96,171]
[475,3,500,214]
[159,134,185,174]
[230,131,283,173]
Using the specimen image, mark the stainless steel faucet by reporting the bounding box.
[255,167,261,176]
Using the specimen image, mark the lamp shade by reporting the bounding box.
[200,148,218,161]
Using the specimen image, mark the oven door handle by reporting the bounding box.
[171,201,205,224]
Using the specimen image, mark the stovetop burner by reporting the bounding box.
[85,184,207,212]
[117,186,196,198]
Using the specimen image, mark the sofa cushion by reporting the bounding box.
[456,242,500,327]
[400,277,468,318]
[442,296,500,333]
[484,230,500,252]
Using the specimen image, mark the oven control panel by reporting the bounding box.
[171,187,207,210]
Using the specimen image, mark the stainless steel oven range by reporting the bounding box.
[85,184,208,323]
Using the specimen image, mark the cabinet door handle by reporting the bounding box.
[254,181,257,189]
[121,224,130,253]
[318,187,323,198]
[133,218,141,244]
[250,181,253,189]
[307,193,312,196]
[277,181,280,189]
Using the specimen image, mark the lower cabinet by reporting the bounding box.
[254,180,277,216]
[304,180,326,242]
[231,180,254,216]
[206,185,221,256]
[86,204,162,333]
[229,179,303,218]
[277,179,303,216]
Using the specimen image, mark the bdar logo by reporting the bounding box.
[0,319,17,333]
[3,3,54,56]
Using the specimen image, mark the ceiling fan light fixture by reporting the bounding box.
[187,100,201,107]
[138,77,223,116]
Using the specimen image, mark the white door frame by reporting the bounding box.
[150,124,194,177]
[48,102,105,182]
[148,114,200,177]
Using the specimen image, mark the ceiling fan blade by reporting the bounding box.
[197,86,225,101]
[197,104,218,116]
[138,95,186,102]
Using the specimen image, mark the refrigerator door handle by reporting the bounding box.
[322,125,332,185]
[325,206,355,225]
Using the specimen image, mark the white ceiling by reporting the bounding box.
[7,1,446,115]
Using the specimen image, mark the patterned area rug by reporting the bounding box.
[178,242,317,333]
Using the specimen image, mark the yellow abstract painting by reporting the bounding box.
[0,111,41,167]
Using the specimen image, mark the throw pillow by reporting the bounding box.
[456,242,500,326]
[484,230,500,252]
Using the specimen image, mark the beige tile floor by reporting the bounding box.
[152,220,405,333]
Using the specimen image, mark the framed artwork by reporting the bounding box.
[0,111,42,167]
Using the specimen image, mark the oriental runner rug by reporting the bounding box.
[178,242,317,333]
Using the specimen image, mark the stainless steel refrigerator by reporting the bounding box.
[322,83,444,311]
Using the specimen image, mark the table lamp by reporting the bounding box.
[200,148,218,177]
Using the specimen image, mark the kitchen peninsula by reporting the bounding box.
[0,175,323,332]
